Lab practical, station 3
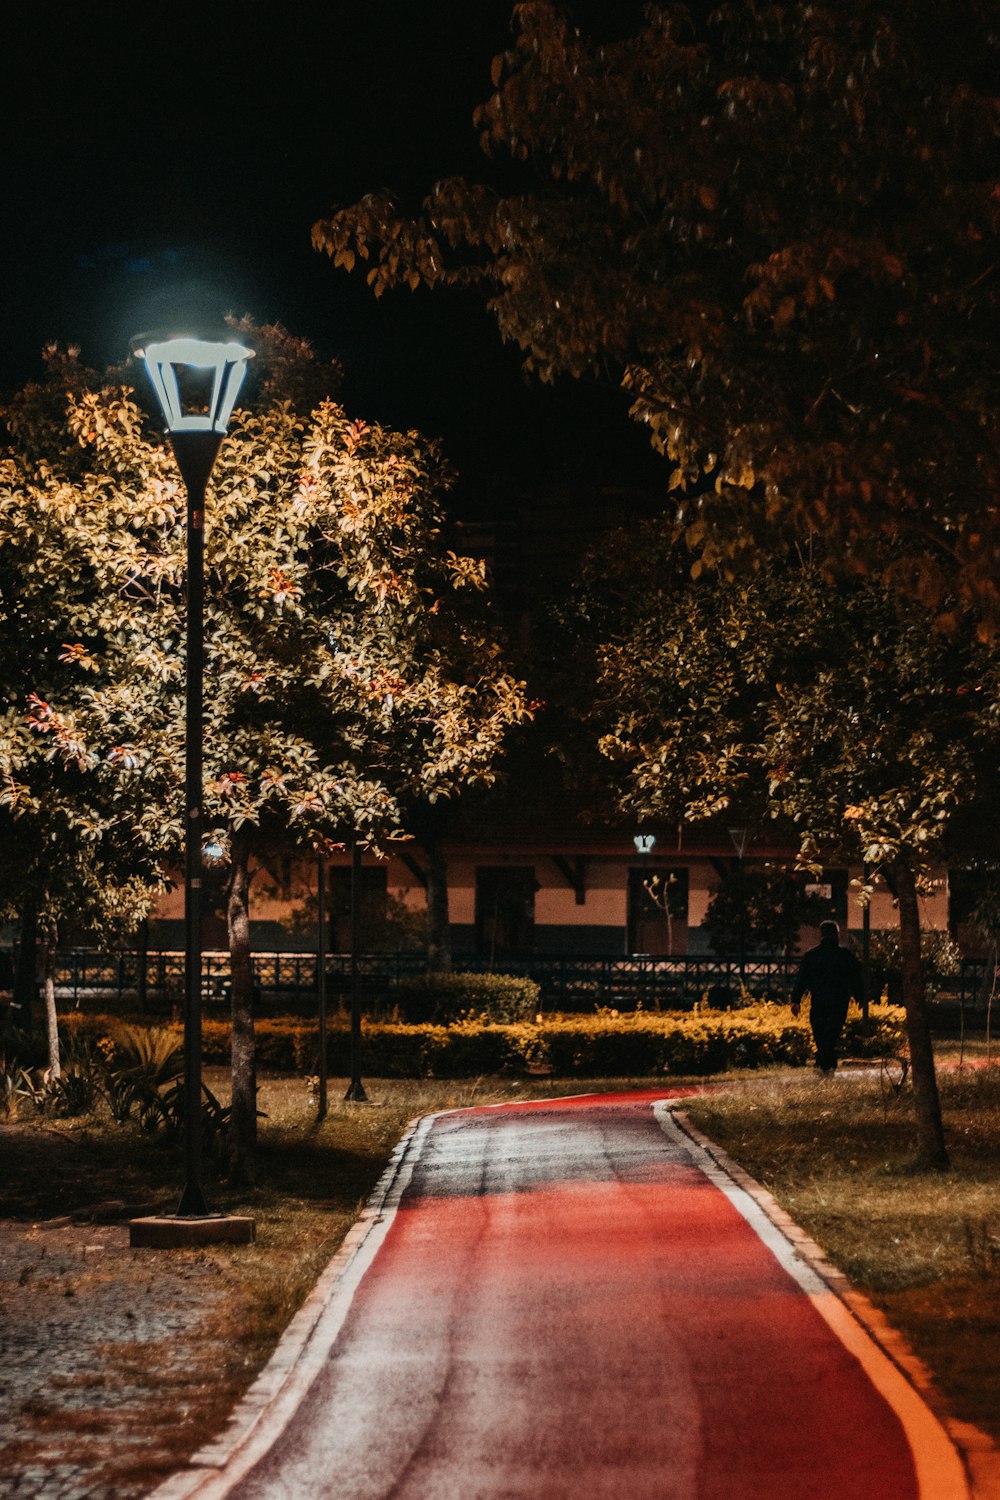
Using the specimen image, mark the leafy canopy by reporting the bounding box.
[315,0,1000,624]
[562,522,1000,880]
[0,329,530,931]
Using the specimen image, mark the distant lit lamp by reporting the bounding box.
[633,834,657,855]
[138,336,253,1218]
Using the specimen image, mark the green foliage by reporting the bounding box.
[563,528,1000,884]
[0,325,530,1178]
[865,929,962,997]
[98,1025,183,1125]
[966,872,1000,950]
[702,867,829,958]
[12,1043,102,1118]
[317,0,1000,626]
[131,1076,232,1151]
[389,970,540,1024]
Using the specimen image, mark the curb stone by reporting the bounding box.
[668,1104,1000,1500]
[143,1112,429,1500]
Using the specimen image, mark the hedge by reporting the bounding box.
[388,970,539,1024]
[60,1003,905,1080]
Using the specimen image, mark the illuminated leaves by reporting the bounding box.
[58,642,100,672]
[0,322,530,919]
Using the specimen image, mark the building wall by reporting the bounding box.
[146,850,951,956]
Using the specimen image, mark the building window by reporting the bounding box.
[803,869,849,926]
[476,867,536,959]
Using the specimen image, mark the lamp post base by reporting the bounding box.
[128,1214,255,1249]
[344,1079,369,1102]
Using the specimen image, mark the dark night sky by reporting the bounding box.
[1,0,661,518]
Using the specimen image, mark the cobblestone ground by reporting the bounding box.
[0,1130,251,1500]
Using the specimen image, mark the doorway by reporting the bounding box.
[476,867,536,960]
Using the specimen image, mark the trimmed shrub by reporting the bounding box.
[59,1003,905,1080]
[390,971,539,1024]
[337,1024,441,1079]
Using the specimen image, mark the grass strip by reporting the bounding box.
[682,1056,1000,1446]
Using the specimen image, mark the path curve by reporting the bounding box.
[150,1089,970,1500]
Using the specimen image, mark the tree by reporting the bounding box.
[0,349,175,1066]
[702,867,828,960]
[314,0,1000,624]
[0,330,529,1182]
[562,523,1000,1166]
[642,869,689,954]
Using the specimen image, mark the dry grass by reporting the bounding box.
[683,1057,1000,1443]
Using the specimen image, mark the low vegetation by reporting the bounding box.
[46,1001,904,1085]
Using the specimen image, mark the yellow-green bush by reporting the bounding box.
[61,1003,905,1079]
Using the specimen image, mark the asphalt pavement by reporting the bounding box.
[149,1089,973,1500]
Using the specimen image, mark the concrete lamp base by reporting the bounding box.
[129,1215,256,1249]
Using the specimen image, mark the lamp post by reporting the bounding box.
[316,847,329,1121]
[139,336,253,1217]
[728,827,749,991]
[344,836,369,1102]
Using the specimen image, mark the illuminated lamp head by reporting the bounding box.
[137,336,254,434]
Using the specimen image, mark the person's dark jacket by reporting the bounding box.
[791,936,864,1008]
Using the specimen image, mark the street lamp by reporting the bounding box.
[728,826,749,988]
[344,836,369,1102]
[139,335,253,1218]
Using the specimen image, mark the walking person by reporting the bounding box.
[791,919,864,1075]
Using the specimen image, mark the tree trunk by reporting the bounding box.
[13,894,38,1031]
[135,917,149,1013]
[894,859,949,1169]
[424,835,452,973]
[227,832,257,1186]
[41,933,60,1078]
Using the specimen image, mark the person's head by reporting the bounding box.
[819,920,840,944]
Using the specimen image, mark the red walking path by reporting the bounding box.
[153,1089,972,1500]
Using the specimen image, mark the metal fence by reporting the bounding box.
[958,957,994,1010]
[6,948,802,1013]
[4,947,989,1014]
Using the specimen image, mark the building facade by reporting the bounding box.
[147,829,951,959]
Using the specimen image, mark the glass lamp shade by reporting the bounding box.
[633,834,657,855]
[139,337,254,434]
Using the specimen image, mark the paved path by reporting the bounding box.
[158,1090,970,1500]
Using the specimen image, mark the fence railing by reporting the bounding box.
[3,948,799,1013]
[3,948,990,1014]
[959,957,993,1010]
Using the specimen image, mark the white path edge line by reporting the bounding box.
[144,1110,438,1500]
[656,1100,973,1500]
[144,1089,998,1500]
